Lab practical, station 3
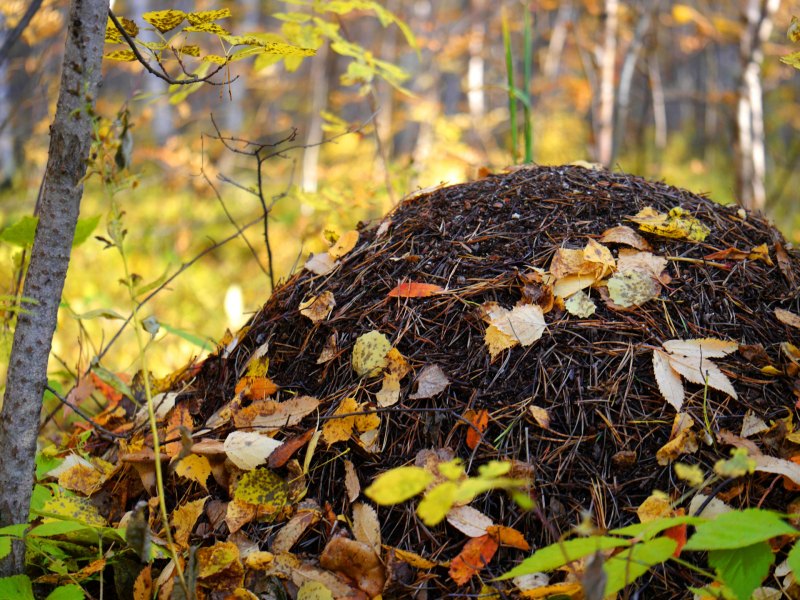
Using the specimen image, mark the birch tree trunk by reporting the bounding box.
[735,0,779,211]
[0,0,106,576]
[596,0,618,167]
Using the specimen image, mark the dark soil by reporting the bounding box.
[179,165,800,597]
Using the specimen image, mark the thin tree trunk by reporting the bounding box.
[542,1,572,80]
[596,0,618,167]
[735,0,779,211]
[301,43,330,193]
[648,55,667,154]
[0,14,15,183]
[0,0,106,576]
[467,0,486,120]
[612,0,659,165]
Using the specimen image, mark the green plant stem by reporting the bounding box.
[502,9,518,163]
[522,3,533,162]
[104,180,188,596]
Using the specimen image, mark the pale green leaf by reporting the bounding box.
[708,542,773,600]
[73,215,101,247]
[0,574,34,599]
[610,515,706,539]
[684,509,796,551]
[46,584,85,600]
[604,537,677,596]
[496,536,632,579]
[0,216,38,246]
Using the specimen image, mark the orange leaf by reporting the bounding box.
[664,523,687,557]
[165,404,193,458]
[465,409,489,450]
[235,376,279,400]
[449,534,499,585]
[486,525,530,551]
[387,282,444,298]
[268,429,315,469]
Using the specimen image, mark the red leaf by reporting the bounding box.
[664,523,687,557]
[387,282,444,298]
[465,409,489,450]
[268,429,315,469]
[449,535,499,585]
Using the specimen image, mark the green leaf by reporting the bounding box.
[708,542,773,600]
[72,215,101,247]
[684,509,796,551]
[610,515,707,540]
[0,524,27,537]
[29,520,92,538]
[73,308,124,321]
[46,584,85,600]
[160,323,214,351]
[496,536,632,580]
[90,364,134,401]
[0,216,38,246]
[604,537,677,596]
[365,466,432,504]
[788,539,800,578]
[0,537,10,559]
[30,484,52,516]
[0,574,34,600]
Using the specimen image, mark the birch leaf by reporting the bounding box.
[410,364,450,399]
[564,289,596,317]
[224,431,282,471]
[653,349,685,411]
[662,338,738,358]
[299,292,336,323]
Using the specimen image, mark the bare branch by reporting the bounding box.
[0,0,43,67]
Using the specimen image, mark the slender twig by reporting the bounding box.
[0,0,43,67]
[43,385,129,441]
[200,134,267,275]
[108,9,233,86]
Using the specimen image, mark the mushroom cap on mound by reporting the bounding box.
[188,165,800,596]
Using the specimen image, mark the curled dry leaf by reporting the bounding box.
[465,409,489,450]
[599,225,652,250]
[656,413,698,465]
[481,302,546,360]
[352,502,381,555]
[223,431,282,471]
[344,460,360,503]
[304,252,338,276]
[320,536,386,598]
[174,454,212,490]
[317,334,338,364]
[528,405,551,429]
[268,429,315,469]
[241,396,320,430]
[776,308,800,330]
[299,291,336,324]
[171,496,208,549]
[446,504,494,538]
[272,504,321,553]
[775,242,796,287]
[449,534,499,585]
[328,230,359,259]
[652,349,684,411]
[409,364,450,399]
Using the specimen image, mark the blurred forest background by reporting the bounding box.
[1,0,799,401]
